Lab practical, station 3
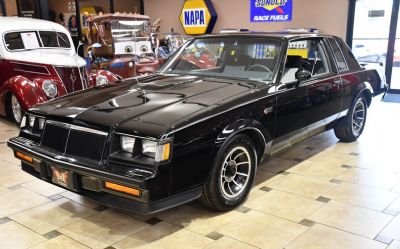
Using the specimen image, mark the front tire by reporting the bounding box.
[6,94,23,124]
[201,134,257,211]
[334,95,367,142]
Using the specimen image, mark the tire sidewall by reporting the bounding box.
[6,93,23,124]
[210,134,257,209]
[349,96,367,139]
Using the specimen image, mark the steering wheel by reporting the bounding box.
[247,64,273,74]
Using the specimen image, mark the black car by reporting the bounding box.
[8,32,386,214]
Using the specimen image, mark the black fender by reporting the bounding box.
[214,119,272,163]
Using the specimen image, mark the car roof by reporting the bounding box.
[0,16,69,35]
[197,31,333,40]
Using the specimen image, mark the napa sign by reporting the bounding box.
[250,0,293,22]
[180,0,217,35]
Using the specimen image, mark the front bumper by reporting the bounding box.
[7,137,201,215]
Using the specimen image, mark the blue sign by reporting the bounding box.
[250,0,293,22]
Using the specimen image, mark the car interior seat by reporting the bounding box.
[281,55,303,83]
[222,50,251,73]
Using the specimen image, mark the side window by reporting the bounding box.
[4,32,25,50]
[329,38,348,72]
[334,37,361,70]
[282,38,331,83]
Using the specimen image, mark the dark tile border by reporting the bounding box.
[8,185,22,190]
[236,206,251,213]
[259,186,272,192]
[145,217,162,225]
[316,196,331,203]
[374,234,394,245]
[0,217,11,224]
[206,231,224,240]
[299,219,316,227]
[383,209,399,216]
[329,179,342,184]
[278,171,290,176]
[43,230,62,240]
[93,205,109,212]
[48,194,63,201]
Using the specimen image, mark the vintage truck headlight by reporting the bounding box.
[142,140,171,162]
[96,75,109,86]
[120,136,136,153]
[42,80,58,98]
[140,45,148,53]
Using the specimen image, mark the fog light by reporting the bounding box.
[104,182,140,196]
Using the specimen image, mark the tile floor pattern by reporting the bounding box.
[0,98,399,249]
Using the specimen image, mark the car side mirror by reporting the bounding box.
[295,69,311,83]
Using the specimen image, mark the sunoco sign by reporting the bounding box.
[250,0,293,22]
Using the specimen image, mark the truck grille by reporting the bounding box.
[41,121,108,162]
[55,67,87,93]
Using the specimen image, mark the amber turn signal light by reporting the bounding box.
[162,143,170,161]
[15,151,33,163]
[104,182,140,197]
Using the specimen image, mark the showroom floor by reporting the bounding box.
[0,97,399,249]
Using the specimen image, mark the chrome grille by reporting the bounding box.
[41,121,108,162]
[55,67,85,93]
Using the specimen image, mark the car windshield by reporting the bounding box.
[158,37,282,81]
[4,31,71,51]
[110,20,150,39]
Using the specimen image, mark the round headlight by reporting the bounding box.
[42,80,58,98]
[96,75,108,86]
[140,45,148,53]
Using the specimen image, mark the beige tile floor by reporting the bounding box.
[0,98,399,249]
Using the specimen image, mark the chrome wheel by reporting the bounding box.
[352,98,366,136]
[220,146,252,199]
[11,95,22,123]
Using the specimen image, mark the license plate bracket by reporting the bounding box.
[51,166,77,190]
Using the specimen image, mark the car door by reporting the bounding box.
[271,37,343,154]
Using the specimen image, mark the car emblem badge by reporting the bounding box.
[70,70,77,83]
[264,107,274,115]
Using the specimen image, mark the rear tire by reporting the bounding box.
[6,93,23,124]
[200,134,257,211]
[334,95,367,142]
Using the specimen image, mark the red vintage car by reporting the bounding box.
[0,17,119,123]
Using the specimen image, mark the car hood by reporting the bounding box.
[31,74,262,132]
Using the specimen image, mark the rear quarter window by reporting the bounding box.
[334,37,361,71]
[328,38,348,72]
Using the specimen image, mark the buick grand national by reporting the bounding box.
[8,32,386,214]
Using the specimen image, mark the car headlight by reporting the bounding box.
[42,80,58,98]
[140,45,148,53]
[21,114,45,131]
[121,136,136,153]
[142,140,171,162]
[119,136,171,162]
[96,75,109,86]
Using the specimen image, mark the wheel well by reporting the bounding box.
[361,90,372,107]
[238,129,266,162]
